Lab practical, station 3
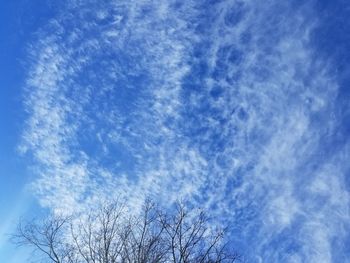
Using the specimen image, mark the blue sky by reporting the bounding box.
[0,1,53,261]
[1,0,350,262]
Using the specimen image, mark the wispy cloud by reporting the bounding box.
[20,0,350,262]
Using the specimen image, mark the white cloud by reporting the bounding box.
[20,0,349,262]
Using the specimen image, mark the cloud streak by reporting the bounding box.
[20,0,350,262]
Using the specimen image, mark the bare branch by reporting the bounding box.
[13,200,239,263]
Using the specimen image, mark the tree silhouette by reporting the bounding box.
[12,200,239,263]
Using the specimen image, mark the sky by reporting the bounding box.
[1,0,350,262]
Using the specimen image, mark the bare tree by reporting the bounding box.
[158,203,239,263]
[12,216,77,263]
[120,201,167,263]
[13,200,239,263]
[70,202,128,263]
